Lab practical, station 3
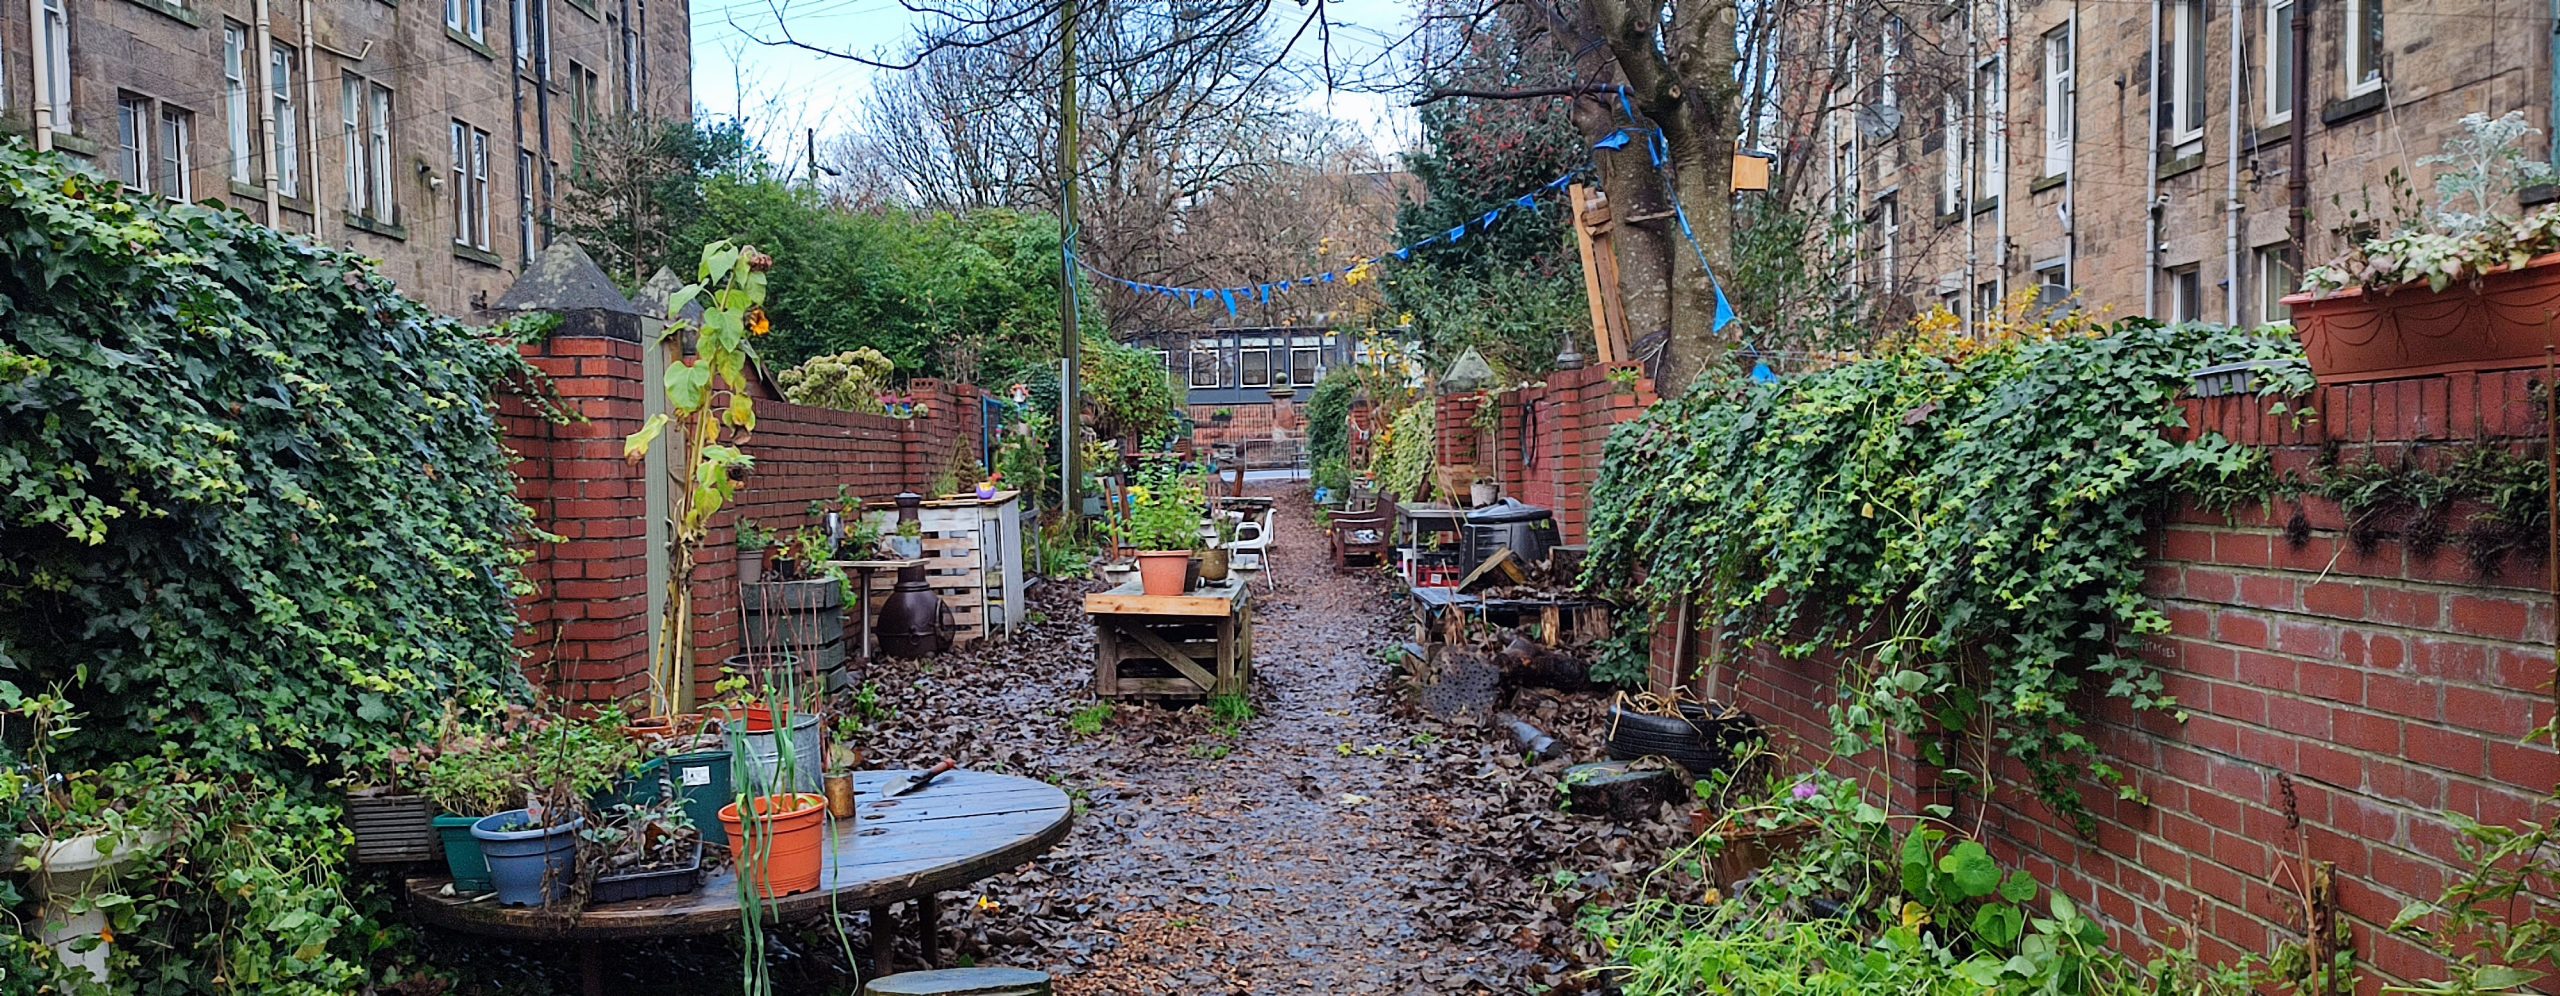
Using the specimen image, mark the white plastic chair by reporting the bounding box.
[1226,514,1275,590]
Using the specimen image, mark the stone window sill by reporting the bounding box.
[453,243,506,268]
[2028,173,2065,194]
[116,0,200,28]
[2322,90,2385,126]
[345,211,407,240]
[446,26,495,59]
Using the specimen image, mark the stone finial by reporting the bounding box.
[1443,347,1495,393]
[491,239,644,318]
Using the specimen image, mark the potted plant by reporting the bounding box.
[1210,407,1234,425]
[582,797,705,903]
[716,791,828,898]
[2289,112,2560,384]
[975,471,1002,501]
[418,707,639,906]
[737,519,774,586]
[4,697,191,984]
[886,518,924,560]
[1113,456,1204,596]
[1469,476,1500,508]
[711,664,823,796]
[340,746,436,865]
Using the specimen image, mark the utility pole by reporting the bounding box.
[1057,0,1084,525]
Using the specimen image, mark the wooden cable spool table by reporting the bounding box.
[406,769,1071,994]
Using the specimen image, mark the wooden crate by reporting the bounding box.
[1085,579,1254,700]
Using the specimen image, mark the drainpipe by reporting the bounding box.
[255,0,281,222]
[301,0,323,233]
[26,0,51,149]
[2145,0,2162,317]
[2225,0,2245,324]
[2287,0,2310,259]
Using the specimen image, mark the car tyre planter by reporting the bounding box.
[2284,253,2560,384]
[345,789,436,864]
[1604,704,1760,777]
[434,814,495,893]
[719,793,829,898]
[1134,550,1191,596]
[589,839,706,904]
[471,810,586,908]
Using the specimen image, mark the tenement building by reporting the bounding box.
[0,0,689,315]
[1787,0,2550,328]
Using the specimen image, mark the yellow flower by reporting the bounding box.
[746,308,771,337]
[1126,484,1151,504]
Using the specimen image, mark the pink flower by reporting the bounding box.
[1791,781,1820,801]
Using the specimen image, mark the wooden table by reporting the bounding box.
[1084,577,1254,700]
[1396,502,1467,585]
[406,769,1070,992]
[826,558,926,661]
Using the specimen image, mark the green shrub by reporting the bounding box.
[0,141,545,989]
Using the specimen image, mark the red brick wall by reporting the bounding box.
[1187,402,1298,452]
[504,331,982,708]
[1659,369,2560,993]
[1481,363,1658,544]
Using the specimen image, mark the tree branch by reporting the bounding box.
[1411,83,1619,106]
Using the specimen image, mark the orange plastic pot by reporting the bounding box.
[1134,550,1191,596]
[717,793,827,898]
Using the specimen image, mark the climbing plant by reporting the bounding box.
[1586,320,2309,824]
[1305,369,1359,493]
[1368,400,1437,502]
[0,142,546,988]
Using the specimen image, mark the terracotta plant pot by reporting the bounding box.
[718,792,829,898]
[2284,253,2560,385]
[1134,550,1191,596]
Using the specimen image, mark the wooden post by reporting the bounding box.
[1568,184,1633,364]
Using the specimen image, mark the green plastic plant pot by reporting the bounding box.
[434,814,494,893]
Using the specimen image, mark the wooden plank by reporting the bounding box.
[1458,548,1526,593]
[1117,623,1220,693]
[1102,676,1211,698]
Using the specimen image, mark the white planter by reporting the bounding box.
[32,830,164,982]
[1470,482,1500,507]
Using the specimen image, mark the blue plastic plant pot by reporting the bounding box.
[469,810,585,907]
[434,814,494,893]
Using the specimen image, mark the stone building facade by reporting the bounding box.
[0,0,689,315]
[1791,0,2552,328]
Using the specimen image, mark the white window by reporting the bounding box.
[1977,59,2006,197]
[341,79,363,212]
[158,106,192,201]
[117,96,150,190]
[518,151,537,258]
[2043,26,2073,177]
[2164,0,2205,144]
[2036,263,2069,306]
[1880,18,1903,110]
[223,24,253,183]
[1976,282,2002,324]
[341,78,394,220]
[1837,138,1858,202]
[451,121,491,250]
[2256,245,2298,324]
[513,0,530,67]
[448,0,486,42]
[1240,347,1272,388]
[367,86,393,219]
[1940,94,1963,215]
[621,23,641,111]
[2264,0,2295,123]
[270,45,300,197]
[1290,346,1320,386]
[2344,0,2382,96]
[2168,266,2203,322]
[39,0,69,129]
[1878,195,1900,285]
[1187,348,1221,389]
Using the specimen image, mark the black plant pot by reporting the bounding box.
[589,840,705,904]
[1605,704,1761,778]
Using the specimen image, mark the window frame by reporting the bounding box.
[1977,57,2006,198]
[1939,93,1963,215]
[2264,0,2296,124]
[1187,347,1222,389]
[367,85,393,220]
[451,121,494,251]
[1878,194,1900,286]
[2169,266,2204,322]
[448,0,486,42]
[2164,0,2206,145]
[2343,0,2382,97]
[1239,346,1272,388]
[223,24,254,184]
[341,77,364,213]
[1880,17,1904,111]
[2255,245,2298,324]
[117,95,150,191]
[2043,25,2074,178]
[40,0,70,129]
[270,44,300,198]
[1289,346,1321,386]
[518,150,537,259]
[158,104,192,202]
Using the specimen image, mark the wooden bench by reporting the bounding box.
[1084,578,1254,700]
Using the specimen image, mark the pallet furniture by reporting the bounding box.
[1409,585,1615,648]
[1085,577,1254,700]
[863,492,1025,646]
[406,769,1071,995]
